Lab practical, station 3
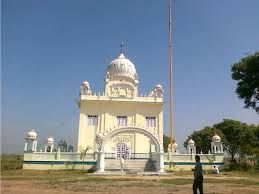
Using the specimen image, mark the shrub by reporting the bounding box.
[1,154,23,171]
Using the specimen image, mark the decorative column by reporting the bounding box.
[98,152,105,172]
[32,141,37,152]
[24,142,28,151]
[167,144,173,162]
[56,148,61,160]
[159,152,165,173]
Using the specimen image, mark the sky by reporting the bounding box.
[1,0,259,154]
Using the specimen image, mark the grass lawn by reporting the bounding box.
[1,170,259,194]
[1,155,259,193]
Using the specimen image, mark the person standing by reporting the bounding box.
[192,155,203,194]
[213,165,219,174]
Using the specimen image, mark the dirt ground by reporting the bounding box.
[1,170,259,194]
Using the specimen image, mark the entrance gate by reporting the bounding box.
[116,143,127,158]
[116,143,131,159]
[97,127,164,173]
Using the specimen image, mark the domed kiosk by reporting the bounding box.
[45,136,55,152]
[24,129,38,152]
[187,139,196,154]
[211,134,223,153]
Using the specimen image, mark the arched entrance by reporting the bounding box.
[96,127,164,173]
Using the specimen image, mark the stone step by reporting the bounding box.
[105,159,156,172]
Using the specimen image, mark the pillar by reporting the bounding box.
[159,152,164,173]
[168,150,172,162]
[98,152,105,172]
[56,148,61,160]
[24,142,28,151]
[32,141,37,152]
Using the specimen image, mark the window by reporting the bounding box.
[117,116,127,126]
[88,115,98,126]
[146,117,156,127]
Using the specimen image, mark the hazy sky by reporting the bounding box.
[2,0,259,153]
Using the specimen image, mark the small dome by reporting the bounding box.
[106,53,138,80]
[212,134,221,142]
[173,142,178,149]
[82,80,90,86]
[155,84,163,89]
[26,129,37,139]
[188,139,195,145]
[47,136,54,144]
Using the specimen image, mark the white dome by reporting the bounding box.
[173,142,178,149]
[47,136,54,144]
[26,129,37,139]
[106,53,138,80]
[155,84,163,89]
[82,80,89,86]
[188,139,195,145]
[212,134,221,142]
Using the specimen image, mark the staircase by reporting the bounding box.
[105,159,156,172]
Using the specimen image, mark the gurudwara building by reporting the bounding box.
[23,47,224,173]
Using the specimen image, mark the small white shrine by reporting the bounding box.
[187,139,196,154]
[24,129,38,152]
[45,137,55,152]
[211,134,223,153]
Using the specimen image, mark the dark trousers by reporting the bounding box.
[193,176,203,194]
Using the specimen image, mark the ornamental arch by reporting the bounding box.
[100,126,163,153]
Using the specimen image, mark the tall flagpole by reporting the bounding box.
[168,0,173,149]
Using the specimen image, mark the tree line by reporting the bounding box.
[184,119,259,170]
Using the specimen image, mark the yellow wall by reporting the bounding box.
[77,97,163,153]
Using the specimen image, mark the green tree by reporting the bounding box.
[214,119,244,162]
[213,119,258,163]
[231,52,259,114]
[239,125,259,168]
[254,126,259,169]
[185,119,259,169]
[184,127,224,154]
[163,135,171,152]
